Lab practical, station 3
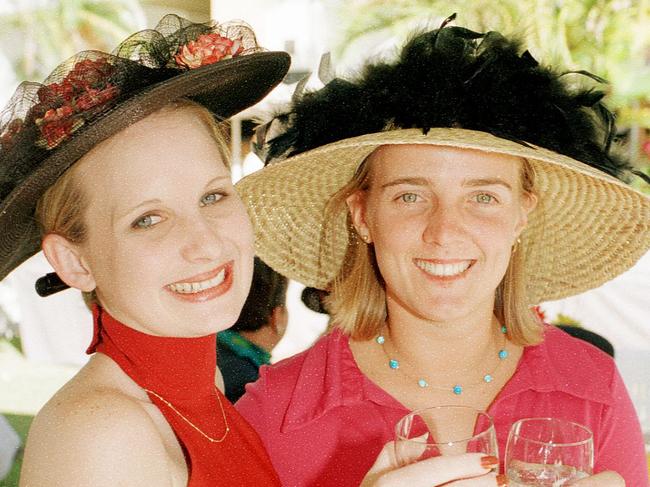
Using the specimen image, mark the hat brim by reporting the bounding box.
[0,51,291,281]
[236,128,650,304]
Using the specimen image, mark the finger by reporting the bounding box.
[572,471,625,487]
[377,452,499,487]
[368,441,397,475]
[367,435,430,477]
[394,433,430,466]
[446,472,501,486]
[449,472,509,486]
[360,441,402,486]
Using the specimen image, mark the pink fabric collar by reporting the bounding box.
[280,326,612,432]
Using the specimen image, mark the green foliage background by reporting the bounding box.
[0,0,144,81]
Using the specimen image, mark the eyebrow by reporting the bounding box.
[113,175,231,223]
[380,177,430,189]
[462,178,513,190]
[380,176,513,191]
[113,198,163,224]
[205,175,231,187]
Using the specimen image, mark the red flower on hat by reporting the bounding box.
[36,81,76,106]
[0,119,24,150]
[66,59,115,90]
[175,33,243,69]
[33,58,120,149]
[75,85,120,111]
[36,106,84,149]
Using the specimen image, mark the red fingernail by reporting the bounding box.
[496,473,508,486]
[480,455,499,469]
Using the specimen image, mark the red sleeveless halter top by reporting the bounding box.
[87,305,281,486]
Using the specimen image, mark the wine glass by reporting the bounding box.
[394,405,498,466]
[505,417,594,486]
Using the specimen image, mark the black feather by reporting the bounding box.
[560,69,608,84]
[265,16,632,180]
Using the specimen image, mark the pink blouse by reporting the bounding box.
[237,326,648,487]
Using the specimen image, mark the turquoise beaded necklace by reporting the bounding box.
[376,325,509,395]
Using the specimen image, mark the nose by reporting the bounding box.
[422,201,464,246]
[178,215,224,263]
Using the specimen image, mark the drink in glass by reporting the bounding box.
[505,417,593,486]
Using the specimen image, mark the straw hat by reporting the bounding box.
[0,14,290,282]
[236,17,650,304]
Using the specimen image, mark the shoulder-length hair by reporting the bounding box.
[323,150,543,346]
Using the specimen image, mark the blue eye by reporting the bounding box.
[400,193,419,203]
[132,214,162,229]
[475,193,495,204]
[200,192,223,207]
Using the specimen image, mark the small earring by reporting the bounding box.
[512,237,521,253]
[360,234,370,243]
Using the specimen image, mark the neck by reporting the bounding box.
[384,296,502,374]
[91,305,218,399]
[239,327,278,353]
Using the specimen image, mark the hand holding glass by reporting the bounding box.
[505,417,594,486]
[394,405,498,465]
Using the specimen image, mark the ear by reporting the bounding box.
[346,190,372,242]
[269,305,288,336]
[41,234,96,292]
[514,192,538,238]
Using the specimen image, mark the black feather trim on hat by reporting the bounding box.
[266,15,631,180]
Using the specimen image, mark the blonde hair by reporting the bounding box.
[324,149,543,346]
[35,99,231,307]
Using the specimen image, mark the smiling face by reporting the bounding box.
[55,106,254,337]
[346,144,536,325]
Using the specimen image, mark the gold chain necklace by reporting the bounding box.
[144,386,230,443]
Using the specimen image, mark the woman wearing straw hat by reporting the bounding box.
[0,15,289,486]
[235,16,650,487]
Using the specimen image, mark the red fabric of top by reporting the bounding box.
[88,305,280,486]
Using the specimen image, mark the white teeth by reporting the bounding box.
[168,268,226,294]
[415,260,471,277]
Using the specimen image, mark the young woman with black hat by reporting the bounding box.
[0,15,289,486]
[235,15,650,487]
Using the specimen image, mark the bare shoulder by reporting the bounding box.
[20,384,174,487]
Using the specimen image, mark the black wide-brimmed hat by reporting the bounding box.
[0,14,290,282]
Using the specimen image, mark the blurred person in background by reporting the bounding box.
[218,257,288,402]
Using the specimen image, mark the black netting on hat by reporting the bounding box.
[0,14,262,202]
